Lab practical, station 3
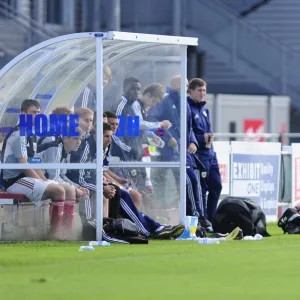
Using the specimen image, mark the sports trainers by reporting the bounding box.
[225,227,242,241]
[152,224,184,240]
[169,224,185,239]
[210,228,243,241]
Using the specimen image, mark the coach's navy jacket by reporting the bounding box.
[187,97,217,164]
[147,89,203,169]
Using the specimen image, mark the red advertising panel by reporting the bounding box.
[243,119,265,142]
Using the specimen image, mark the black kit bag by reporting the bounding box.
[82,217,149,244]
[212,197,270,237]
[278,208,300,234]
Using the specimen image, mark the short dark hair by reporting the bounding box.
[105,111,118,119]
[103,122,112,133]
[123,77,140,90]
[91,123,112,136]
[188,78,207,91]
[21,99,40,112]
[103,112,107,118]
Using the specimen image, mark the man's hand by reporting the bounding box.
[76,188,89,198]
[152,136,161,143]
[145,185,153,194]
[78,187,89,195]
[187,143,197,154]
[103,176,108,184]
[151,135,165,148]
[103,185,116,199]
[204,133,214,143]
[160,120,171,129]
[168,137,177,148]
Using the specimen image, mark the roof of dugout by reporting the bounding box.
[0,31,198,129]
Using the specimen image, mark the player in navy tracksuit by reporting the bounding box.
[187,78,222,222]
[186,104,212,229]
[147,76,211,228]
[68,122,184,240]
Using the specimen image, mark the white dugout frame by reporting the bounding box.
[0,31,198,241]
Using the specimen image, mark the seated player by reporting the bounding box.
[38,125,89,236]
[1,99,69,238]
[88,123,185,239]
[67,107,142,209]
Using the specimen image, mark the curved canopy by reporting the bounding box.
[0,32,198,236]
[0,32,196,130]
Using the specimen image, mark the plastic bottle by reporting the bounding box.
[254,234,264,240]
[197,238,220,245]
[79,246,95,251]
[89,241,111,247]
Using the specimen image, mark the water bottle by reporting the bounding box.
[79,246,95,251]
[197,238,220,245]
[89,241,111,247]
[254,234,264,240]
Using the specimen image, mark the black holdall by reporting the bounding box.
[212,197,270,237]
[278,208,300,234]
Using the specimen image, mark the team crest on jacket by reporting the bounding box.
[194,114,199,119]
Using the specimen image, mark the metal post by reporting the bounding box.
[173,0,181,36]
[231,18,236,66]
[95,34,104,241]
[281,49,287,95]
[180,45,187,224]
[214,94,221,135]
[93,0,101,31]
[81,0,87,31]
[69,0,76,32]
[267,96,274,142]
[187,47,197,79]
[110,0,120,31]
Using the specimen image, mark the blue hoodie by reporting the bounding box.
[187,97,218,164]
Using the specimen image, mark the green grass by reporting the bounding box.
[0,224,300,300]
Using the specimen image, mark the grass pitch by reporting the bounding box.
[0,223,299,300]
